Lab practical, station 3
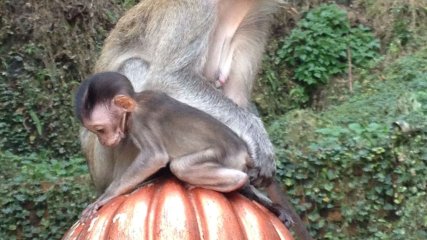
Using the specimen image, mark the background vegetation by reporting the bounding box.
[1,0,426,239]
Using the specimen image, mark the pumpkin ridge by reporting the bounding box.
[62,177,294,240]
[188,188,206,239]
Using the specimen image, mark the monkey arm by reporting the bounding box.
[104,150,169,203]
[81,149,169,219]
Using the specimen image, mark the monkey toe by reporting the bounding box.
[248,168,273,188]
[271,204,294,228]
[280,212,294,228]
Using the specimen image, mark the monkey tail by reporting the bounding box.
[267,181,314,240]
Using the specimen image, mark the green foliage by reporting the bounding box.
[0,1,129,238]
[0,0,126,156]
[271,115,427,239]
[254,50,297,121]
[391,193,427,239]
[322,48,427,125]
[277,4,380,87]
[0,151,94,239]
[270,49,427,239]
[118,0,138,9]
[254,4,381,117]
[0,56,81,155]
[357,0,427,54]
[386,49,427,82]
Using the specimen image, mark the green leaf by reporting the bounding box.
[29,110,43,136]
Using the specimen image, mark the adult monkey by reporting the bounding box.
[81,0,313,239]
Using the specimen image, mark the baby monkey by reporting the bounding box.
[75,72,292,225]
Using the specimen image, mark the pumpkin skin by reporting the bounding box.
[63,177,294,240]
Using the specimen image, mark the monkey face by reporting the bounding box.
[83,103,126,148]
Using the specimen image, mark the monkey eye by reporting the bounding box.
[95,128,105,134]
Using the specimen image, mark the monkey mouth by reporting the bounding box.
[111,138,122,147]
[104,134,123,148]
[109,141,120,148]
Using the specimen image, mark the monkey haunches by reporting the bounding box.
[74,72,293,226]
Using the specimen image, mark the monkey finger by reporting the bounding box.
[247,168,260,182]
[252,175,273,188]
[259,167,275,186]
[80,202,100,222]
[80,209,94,221]
[245,158,256,169]
[252,159,275,187]
[243,135,276,187]
[249,171,272,188]
[280,212,294,228]
[246,166,268,187]
[271,204,295,228]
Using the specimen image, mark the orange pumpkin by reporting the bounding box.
[63,177,294,240]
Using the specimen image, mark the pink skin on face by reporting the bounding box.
[83,104,125,147]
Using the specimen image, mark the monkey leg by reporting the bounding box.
[170,149,249,193]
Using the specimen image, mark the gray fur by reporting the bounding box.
[86,0,277,189]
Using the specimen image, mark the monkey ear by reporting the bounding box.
[113,95,136,112]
